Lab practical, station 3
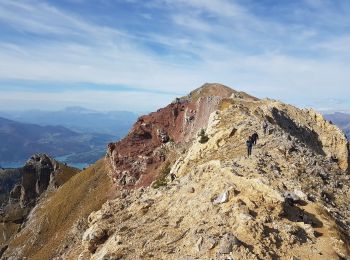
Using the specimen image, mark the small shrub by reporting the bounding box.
[152,178,168,189]
[219,99,233,110]
[152,162,171,189]
[161,161,171,176]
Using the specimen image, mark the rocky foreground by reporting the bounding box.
[1,84,349,259]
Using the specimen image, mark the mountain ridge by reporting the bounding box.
[324,112,350,138]
[1,83,349,259]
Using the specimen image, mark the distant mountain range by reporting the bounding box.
[0,106,138,136]
[324,112,350,138]
[0,116,113,166]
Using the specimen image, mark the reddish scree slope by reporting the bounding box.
[106,83,256,188]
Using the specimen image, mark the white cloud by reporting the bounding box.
[172,14,213,32]
[158,0,245,18]
[0,0,349,111]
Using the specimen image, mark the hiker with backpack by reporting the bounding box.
[246,136,253,157]
[251,132,259,145]
[262,120,268,135]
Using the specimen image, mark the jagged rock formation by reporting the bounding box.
[2,83,350,259]
[0,154,79,251]
[269,103,350,172]
[1,160,111,260]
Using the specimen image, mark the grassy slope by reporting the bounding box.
[6,159,111,260]
[54,163,81,186]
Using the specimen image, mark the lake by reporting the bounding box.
[0,158,88,170]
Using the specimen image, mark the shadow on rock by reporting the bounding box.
[271,108,325,156]
[280,203,323,228]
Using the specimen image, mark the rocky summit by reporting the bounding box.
[1,83,350,260]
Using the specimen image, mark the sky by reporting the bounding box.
[0,0,349,112]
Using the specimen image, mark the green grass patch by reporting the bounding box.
[152,162,171,189]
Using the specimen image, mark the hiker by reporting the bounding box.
[262,120,268,135]
[170,173,176,181]
[246,136,253,157]
[252,132,259,145]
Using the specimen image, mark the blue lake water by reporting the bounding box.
[1,158,89,170]
[0,161,24,169]
[54,155,89,169]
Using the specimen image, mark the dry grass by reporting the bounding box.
[219,99,234,111]
[7,159,111,260]
[0,222,20,245]
[54,163,80,186]
[152,161,172,189]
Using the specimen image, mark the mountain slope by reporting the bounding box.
[2,83,349,259]
[0,116,113,165]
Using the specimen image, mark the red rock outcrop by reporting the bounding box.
[106,83,252,187]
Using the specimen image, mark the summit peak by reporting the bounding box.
[187,83,258,101]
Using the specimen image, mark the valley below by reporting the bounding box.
[0,108,137,169]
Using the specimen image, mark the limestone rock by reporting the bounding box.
[218,233,239,254]
[283,191,302,205]
[82,224,108,253]
[187,187,195,193]
[213,191,229,205]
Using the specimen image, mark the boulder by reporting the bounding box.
[283,191,301,205]
[82,224,108,253]
[157,129,170,143]
[218,233,239,254]
[213,191,229,205]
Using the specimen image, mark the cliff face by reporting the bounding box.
[0,154,79,248]
[2,83,350,259]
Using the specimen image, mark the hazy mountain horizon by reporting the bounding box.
[0,106,139,136]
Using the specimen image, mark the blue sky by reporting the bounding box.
[0,0,349,112]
